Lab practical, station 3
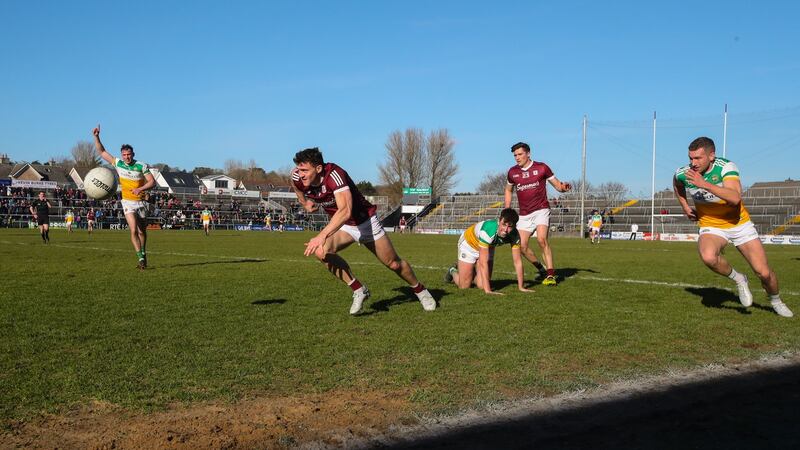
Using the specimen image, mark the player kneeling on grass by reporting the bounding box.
[291,147,436,315]
[444,208,534,295]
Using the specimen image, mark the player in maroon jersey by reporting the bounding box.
[504,142,572,286]
[291,147,437,315]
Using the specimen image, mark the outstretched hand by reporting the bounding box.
[92,124,100,137]
[304,234,326,257]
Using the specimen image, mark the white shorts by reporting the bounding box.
[121,199,148,219]
[517,209,550,233]
[590,227,600,233]
[457,234,494,264]
[699,221,759,247]
[203,220,210,226]
[340,215,386,244]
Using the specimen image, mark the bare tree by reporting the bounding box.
[426,129,458,198]
[562,179,595,199]
[476,171,508,194]
[403,128,426,188]
[224,159,248,181]
[378,128,427,204]
[597,181,630,204]
[71,140,100,168]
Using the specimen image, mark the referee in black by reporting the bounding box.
[29,191,52,243]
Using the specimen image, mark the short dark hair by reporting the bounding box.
[120,144,134,152]
[293,147,324,166]
[511,142,530,153]
[499,207,519,225]
[688,137,715,153]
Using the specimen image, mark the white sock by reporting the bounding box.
[727,268,745,283]
[770,294,782,304]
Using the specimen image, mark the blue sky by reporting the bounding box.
[2,1,799,196]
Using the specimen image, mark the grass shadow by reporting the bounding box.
[364,287,449,315]
[525,267,599,286]
[685,287,772,315]
[165,258,266,268]
[379,359,800,449]
[491,279,519,290]
[251,299,287,306]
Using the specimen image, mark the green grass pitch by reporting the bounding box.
[1,228,798,421]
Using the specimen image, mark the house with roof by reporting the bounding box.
[200,174,247,195]
[3,161,71,189]
[154,170,203,194]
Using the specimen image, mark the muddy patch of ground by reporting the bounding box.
[4,353,800,449]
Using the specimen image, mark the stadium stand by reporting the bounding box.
[1,154,795,236]
[410,180,800,236]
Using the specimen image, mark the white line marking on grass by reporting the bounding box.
[5,240,796,296]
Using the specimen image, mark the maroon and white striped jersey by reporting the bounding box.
[292,162,377,226]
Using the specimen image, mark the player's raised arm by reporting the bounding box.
[92,125,115,165]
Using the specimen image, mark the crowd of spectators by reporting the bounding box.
[1,185,323,230]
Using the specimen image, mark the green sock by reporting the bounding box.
[136,250,144,260]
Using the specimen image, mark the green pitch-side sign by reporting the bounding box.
[403,187,432,195]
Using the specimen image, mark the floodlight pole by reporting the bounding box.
[651,111,657,237]
[580,114,587,238]
[723,103,728,158]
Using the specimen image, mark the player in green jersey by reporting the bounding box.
[445,208,533,295]
[674,136,792,318]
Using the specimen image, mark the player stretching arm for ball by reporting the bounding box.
[93,125,156,269]
[674,136,792,318]
[291,147,436,315]
[444,208,533,295]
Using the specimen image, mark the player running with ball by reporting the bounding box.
[291,147,436,315]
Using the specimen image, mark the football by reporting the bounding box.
[84,167,118,200]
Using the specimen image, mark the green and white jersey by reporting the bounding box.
[113,157,150,201]
[674,157,750,229]
[588,214,603,228]
[463,219,521,250]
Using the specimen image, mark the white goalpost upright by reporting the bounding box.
[650,111,657,236]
